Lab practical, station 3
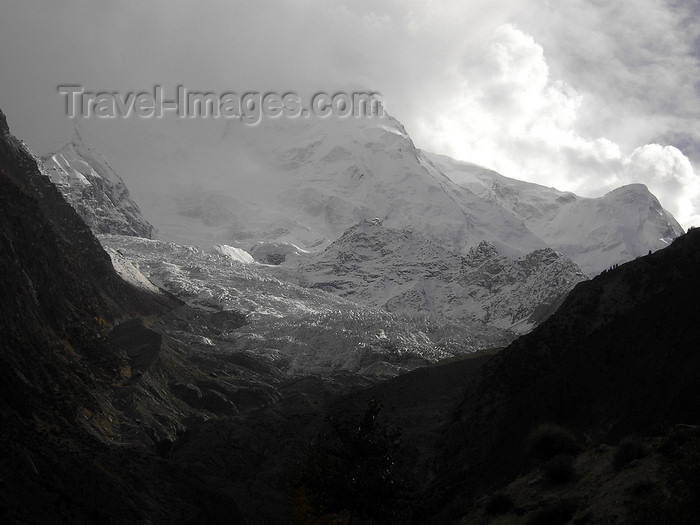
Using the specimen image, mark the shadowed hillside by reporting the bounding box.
[422,227,700,522]
[0,109,247,524]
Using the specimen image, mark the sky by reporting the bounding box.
[1,0,699,228]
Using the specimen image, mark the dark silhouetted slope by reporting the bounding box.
[423,227,700,521]
[0,109,245,524]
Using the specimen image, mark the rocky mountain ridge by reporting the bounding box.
[296,220,587,333]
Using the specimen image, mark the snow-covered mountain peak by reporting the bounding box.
[58,130,122,184]
[41,138,154,238]
[426,151,684,275]
[92,111,546,258]
[603,183,663,209]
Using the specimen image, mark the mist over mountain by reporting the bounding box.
[58,112,681,275]
[85,113,545,258]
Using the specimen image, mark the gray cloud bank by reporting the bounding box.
[1,0,698,227]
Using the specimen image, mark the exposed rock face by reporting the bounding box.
[298,221,587,333]
[41,135,154,238]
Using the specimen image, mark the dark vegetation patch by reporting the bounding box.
[527,423,583,461]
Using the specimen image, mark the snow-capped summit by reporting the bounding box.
[426,152,684,275]
[97,113,545,257]
[41,133,154,238]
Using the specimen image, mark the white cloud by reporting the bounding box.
[415,24,615,184]
[408,20,699,228]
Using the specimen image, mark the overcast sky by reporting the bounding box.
[1,0,699,227]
